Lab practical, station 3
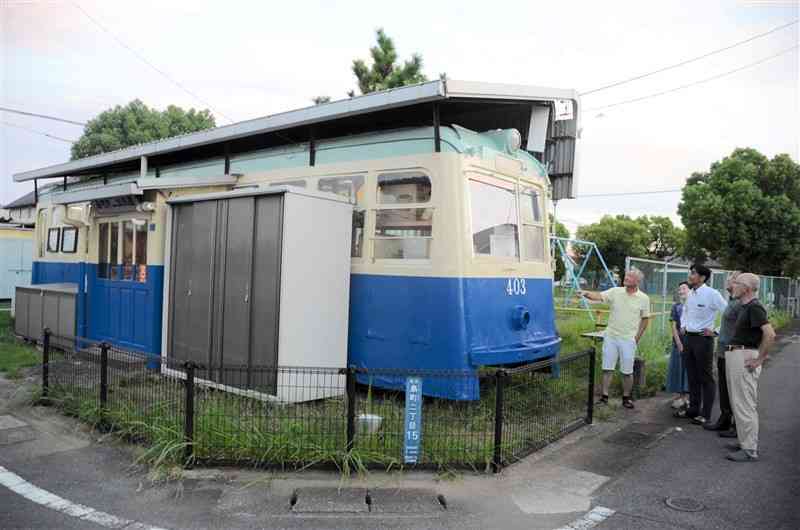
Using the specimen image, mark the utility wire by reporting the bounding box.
[1,121,77,143]
[71,2,234,124]
[580,19,798,96]
[0,106,86,126]
[585,45,799,111]
[577,189,682,198]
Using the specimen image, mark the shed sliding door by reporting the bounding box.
[169,195,282,393]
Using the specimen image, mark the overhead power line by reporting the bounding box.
[0,106,87,126]
[1,121,77,143]
[577,189,682,198]
[580,19,798,96]
[585,45,799,112]
[72,2,234,124]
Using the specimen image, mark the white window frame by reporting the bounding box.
[467,171,522,263]
[98,218,149,282]
[370,170,434,263]
[519,184,546,262]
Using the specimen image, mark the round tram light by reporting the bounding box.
[506,129,522,154]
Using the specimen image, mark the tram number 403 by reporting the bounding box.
[505,278,527,296]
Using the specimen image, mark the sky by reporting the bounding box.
[1,0,798,234]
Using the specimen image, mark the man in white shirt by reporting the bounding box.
[679,263,727,425]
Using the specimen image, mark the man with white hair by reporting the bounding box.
[724,272,775,462]
[579,268,651,409]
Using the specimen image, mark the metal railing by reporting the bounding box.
[39,329,595,472]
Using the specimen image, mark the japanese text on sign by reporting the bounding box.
[404,377,423,464]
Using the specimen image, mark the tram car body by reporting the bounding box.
[15,80,580,400]
[235,125,561,399]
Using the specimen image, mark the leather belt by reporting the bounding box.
[685,332,708,336]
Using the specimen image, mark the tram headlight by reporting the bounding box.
[506,129,522,154]
[511,305,531,330]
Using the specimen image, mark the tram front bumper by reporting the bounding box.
[469,336,562,366]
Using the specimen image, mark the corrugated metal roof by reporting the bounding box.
[3,190,37,209]
[13,80,579,183]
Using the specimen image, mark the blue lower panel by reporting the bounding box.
[348,274,560,400]
[86,264,164,359]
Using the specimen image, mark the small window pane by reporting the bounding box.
[520,187,542,224]
[377,172,431,204]
[134,220,148,283]
[98,223,109,279]
[375,208,432,237]
[351,210,364,258]
[122,221,134,280]
[269,180,306,188]
[523,225,546,262]
[374,239,431,259]
[61,227,78,253]
[47,228,60,253]
[318,175,365,205]
[109,222,119,279]
[469,176,519,257]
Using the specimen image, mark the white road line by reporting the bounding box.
[554,506,616,530]
[0,465,170,530]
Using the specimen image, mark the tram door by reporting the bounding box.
[168,195,283,391]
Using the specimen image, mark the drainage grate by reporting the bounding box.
[665,497,705,512]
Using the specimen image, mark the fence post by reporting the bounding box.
[183,362,196,467]
[492,370,506,473]
[587,347,596,425]
[345,366,356,452]
[41,328,50,404]
[99,342,109,408]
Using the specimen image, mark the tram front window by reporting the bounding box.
[520,186,546,262]
[469,175,519,258]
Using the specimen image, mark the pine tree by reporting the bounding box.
[349,28,427,96]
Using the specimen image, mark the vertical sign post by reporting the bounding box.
[404,377,423,464]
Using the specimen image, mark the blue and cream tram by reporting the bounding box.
[15,80,580,400]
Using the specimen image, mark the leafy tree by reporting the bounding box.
[71,100,215,160]
[678,148,800,276]
[348,28,427,97]
[575,215,651,276]
[550,214,570,281]
[640,215,686,260]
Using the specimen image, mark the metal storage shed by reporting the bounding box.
[164,186,352,402]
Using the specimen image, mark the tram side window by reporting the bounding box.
[377,172,431,204]
[374,208,433,259]
[318,175,366,258]
[61,227,78,253]
[520,187,545,262]
[98,220,148,282]
[469,175,519,258]
[47,228,61,253]
[373,171,433,259]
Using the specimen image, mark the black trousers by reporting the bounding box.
[716,355,733,426]
[682,335,715,419]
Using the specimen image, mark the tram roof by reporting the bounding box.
[13,80,579,184]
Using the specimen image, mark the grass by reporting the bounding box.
[46,354,590,472]
[0,311,40,379]
[31,300,796,473]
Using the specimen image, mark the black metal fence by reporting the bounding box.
[40,329,595,472]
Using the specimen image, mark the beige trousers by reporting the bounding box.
[725,348,761,452]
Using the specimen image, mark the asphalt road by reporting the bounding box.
[1,326,798,529]
[592,326,800,529]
